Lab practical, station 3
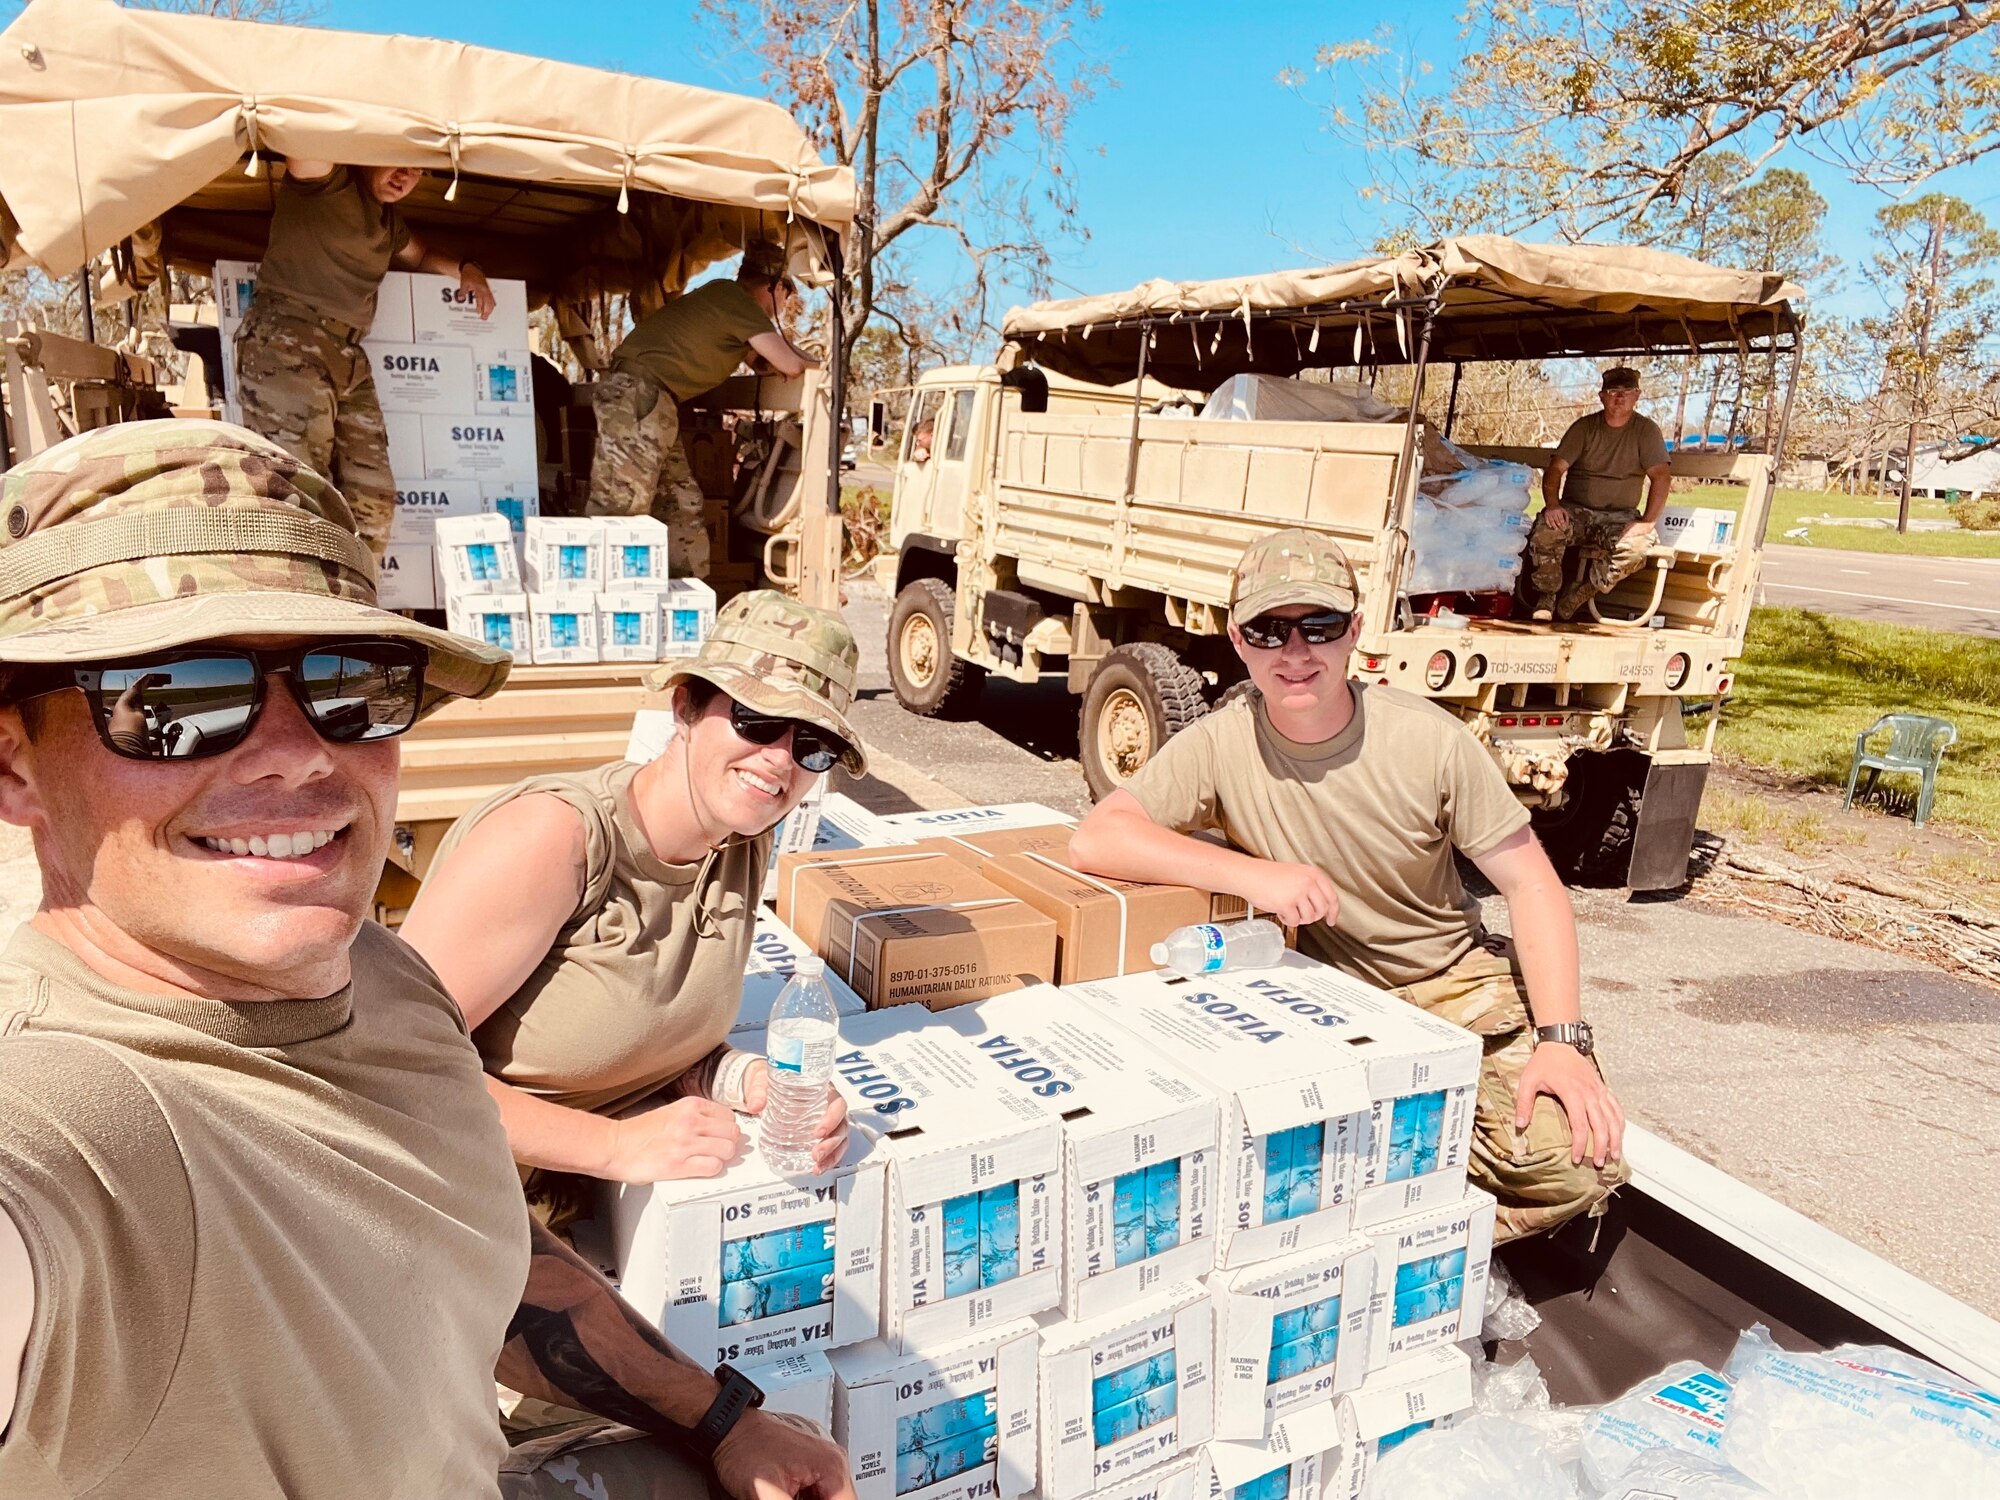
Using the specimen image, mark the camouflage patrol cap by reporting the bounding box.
[650,589,867,775]
[0,421,509,705]
[736,241,796,291]
[1600,366,1641,390]
[1230,528,1360,622]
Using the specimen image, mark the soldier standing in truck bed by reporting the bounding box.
[235,159,497,559]
[587,243,820,577]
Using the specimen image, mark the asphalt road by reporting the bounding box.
[1759,547,2000,637]
[837,581,2000,1315]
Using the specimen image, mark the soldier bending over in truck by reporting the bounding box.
[1528,365,1673,622]
[588,243,820,576]
[235,158,497,559]
[0,422,856,1500]
[1070,528,1629,1243]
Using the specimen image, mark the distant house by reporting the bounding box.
[1906,442,2000,500]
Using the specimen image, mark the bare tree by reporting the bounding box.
[700,0,1104,374]
[1293,1,2000,240]
[121,0,326,21]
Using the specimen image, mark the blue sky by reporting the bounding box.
[29,0,1997,327]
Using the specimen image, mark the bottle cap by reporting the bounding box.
[1149,942,1168,965]
[796,955,827,978]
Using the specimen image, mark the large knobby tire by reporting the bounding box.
[1531,747,1647,887]
[1079,643,1210,802]
[887,577,985,718]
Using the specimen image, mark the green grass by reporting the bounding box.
[1683,484,2000,558]
[1719,607,2000,837]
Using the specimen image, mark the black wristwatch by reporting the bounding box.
[1534,1021,1595,1057]
[691,1362,764,1457]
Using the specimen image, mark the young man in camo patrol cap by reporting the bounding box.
[587,243,822,576]
[1071,527,1629,1243]
[0,423,858,1500]
[402,589,864,1204]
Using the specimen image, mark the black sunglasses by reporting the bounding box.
[9,641,430,762]
[727,697,848,774]
[1237,610,1354,651]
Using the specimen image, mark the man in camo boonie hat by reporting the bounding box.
[651,588,868,775]
[1228,526,1360,622]
[0,418,508,699]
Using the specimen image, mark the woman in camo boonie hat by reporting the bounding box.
[399,589,868,1211]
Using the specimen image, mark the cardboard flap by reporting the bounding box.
[1206,1398,1344,1487]
[1344,1344,1473,1440]
[1237,1070,1372,1136]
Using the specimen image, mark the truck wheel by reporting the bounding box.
[887,578,984,718]
[1080,643,1209,801]
[1531,748,1646,887]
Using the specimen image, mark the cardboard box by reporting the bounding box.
[1068,960,1376,1268]
[522,517,608,593]
[409,270,531,351]
[625,707,680,766]
[378,543,439,610]
[385,410,427,478]
[737,911,868,1036]
[1326,1344,1473,1499]
[661,577,718,658]
[1033,1283,1214,1500]
[421,413,539,484]
[472,350,536,417]
[368,342,476,414]
[775,846,1059,1011]
[745,1348,837,1432]
[1658,505,1736,553]
[1203,1400,1343,1498]
[368,271,419,345]
[481,481,539,535]
[605,1114,886,1367]
[432,513,523,596]
[1208,1236,1376,1441]
[1052,1457,1204,1500]
[529,591,602,665]
[822,1005,1065,1350]
[831,1321,1041,1500]
[982,852,1220,984]
[938,986,1221,1322]
[596,590,663,662]
[1195,961,1480,1228]
[762,785,909,903]
[388,476,483,546]
[603,515,674,591]
[1364,1185,1495,1371]
[445,592,532,660]
[877,803,1078,837]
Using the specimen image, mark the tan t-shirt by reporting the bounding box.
[257,164,413,331]
[1124,683,1531,988]
[436,759,770,1115]
[0,922,531,1500]
[612,280,776,402]
[1553,410,1670,512]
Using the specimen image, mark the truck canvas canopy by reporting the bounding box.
[0,0,855,305]
[1000,236,1803,390]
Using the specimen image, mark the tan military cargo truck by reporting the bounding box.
[883,238,1804,890]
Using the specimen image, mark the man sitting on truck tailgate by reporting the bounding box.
[1528,366,1673,622]
[1069,528,1629,1243]
[0,422,857,1500]
[588,242,820,576]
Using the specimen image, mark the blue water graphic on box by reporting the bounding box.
[1392,1247,1467,1328]
[671,608,703,643]
[611,611,644,646]
[479,615,514,652]
[1230,1464,1291,1500]
[547,613,580,649]
[895,1421,997,1495]
[1260,1125,1324,1224]
[492,496,526,532]
[558,544,589,580]
[1377,1418,1431,1455]
[466,543,500,581]
[622,543,660,578]
[1387,1090,1445,1183]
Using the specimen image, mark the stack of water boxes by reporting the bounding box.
[431,511,716,665]
[599,801,1493,1500]
[215,262,539,610]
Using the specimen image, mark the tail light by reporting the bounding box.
[1424,651,1455,690]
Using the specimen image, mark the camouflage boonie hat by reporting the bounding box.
[650,589,867,775]
[0,420,509,705]
[1230,528,1360,622]
[1600,366,1641,390]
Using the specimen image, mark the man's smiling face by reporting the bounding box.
[1229,604,1359,722]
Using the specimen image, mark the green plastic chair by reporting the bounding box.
[1843,713,1958,826]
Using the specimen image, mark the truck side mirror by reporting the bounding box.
[1002,366,1049,415]
[869,397,889,445]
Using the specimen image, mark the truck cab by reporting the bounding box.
[883,239,1804,891]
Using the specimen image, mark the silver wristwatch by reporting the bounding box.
[1534,1021,1594,1057]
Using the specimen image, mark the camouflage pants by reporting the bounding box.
[1392,934,1629,1243]
[499,1419,721,1499]
[585,370,710,578]
[1526,506,1654,617]
[234,295,395,557]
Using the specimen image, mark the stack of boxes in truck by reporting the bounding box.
[596,798,1494,1500]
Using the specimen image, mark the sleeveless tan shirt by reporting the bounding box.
[436,759,770,1115]
[0,922,531,1499]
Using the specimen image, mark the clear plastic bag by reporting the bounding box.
[1719,1325,2000,1500]
[1578,1360,1732,1489]
[1484,1262,1544,1342]
[1595,1450,1773,1499]
[1362,1413,1579,1500]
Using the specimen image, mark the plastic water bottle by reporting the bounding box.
[760,957,840,1175]
[1149,917,1285,977]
